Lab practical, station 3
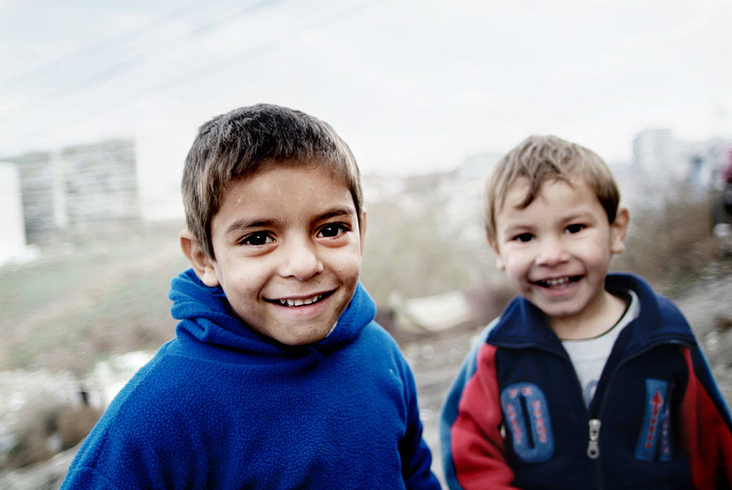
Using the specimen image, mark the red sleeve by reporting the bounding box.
[450,343,518,489]
[679,348,732,488]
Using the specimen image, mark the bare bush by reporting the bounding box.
[614,188,722,295]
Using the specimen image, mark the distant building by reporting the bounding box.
[0,161,27,263]
[9,151,57,242]
[2,139,141,244]
[61,139,141,234]
[633,129,682,181]
[631,129,732,207]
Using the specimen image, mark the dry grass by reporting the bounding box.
[614,189,724,295]
[0,221,188,374]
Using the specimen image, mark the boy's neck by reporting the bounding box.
[547,290,628,341]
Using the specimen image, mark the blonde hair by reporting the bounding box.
[484,135,620,241]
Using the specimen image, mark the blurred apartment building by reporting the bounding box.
[0,139,140,262]
[624,129,731,209]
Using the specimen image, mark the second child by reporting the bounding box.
[439,135,732,489]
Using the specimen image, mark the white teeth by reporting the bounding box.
[546,277,570,287]
[543,276,572,288]
[278,294,322,307]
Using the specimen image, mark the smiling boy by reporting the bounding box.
[439,135,732,489]
[61,104,441,489]
[193,164,363,346]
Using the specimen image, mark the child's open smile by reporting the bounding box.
[198,163,365,346]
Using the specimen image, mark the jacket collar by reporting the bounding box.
[488,273,695,357]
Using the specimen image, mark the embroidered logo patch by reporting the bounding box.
[635,378,673,462]
[501,382,554,463]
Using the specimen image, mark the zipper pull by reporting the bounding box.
[587,419,601,459]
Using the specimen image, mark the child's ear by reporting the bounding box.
[358,210,367,254]
[610,207,630,255]
[180,229,220,287]
[487,235,506,270]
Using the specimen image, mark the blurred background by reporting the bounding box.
[1,0,732,487]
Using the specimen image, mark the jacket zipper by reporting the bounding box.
[587,419,601,459]
[496,337,694,489]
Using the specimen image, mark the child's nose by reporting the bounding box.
[535,236,569,266]
[279,237,324,280]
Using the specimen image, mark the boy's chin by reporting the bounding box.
[261,320,339,346]
[276,331,332,346]
[527,298,585,322]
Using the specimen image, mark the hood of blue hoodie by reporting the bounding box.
[168,268,376,360]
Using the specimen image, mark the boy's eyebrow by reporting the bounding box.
[500,223,533,235]
[223,206,357,235]
[224,218,277,235]
[316,206,357,222]
[561,210,595,222]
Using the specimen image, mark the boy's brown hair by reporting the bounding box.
[484,134,621,241]
[182,104,363,259]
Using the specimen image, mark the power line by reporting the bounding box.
[1,0,288,117]
[0,0,373,152]
[141,1,370,95]
[1,0,213,89]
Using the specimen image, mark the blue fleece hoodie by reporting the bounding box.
[62,269,440,489]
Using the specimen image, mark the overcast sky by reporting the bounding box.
[1,0,730,177]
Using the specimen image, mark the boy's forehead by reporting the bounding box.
[497,176,599,216]
[219,163,355,211]
[226,160,336,186]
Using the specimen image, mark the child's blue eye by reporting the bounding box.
[318,223,349,238]
[240,232,274,246]
[566,224,586,234]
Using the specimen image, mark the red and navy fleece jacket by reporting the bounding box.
[439,273,732,489]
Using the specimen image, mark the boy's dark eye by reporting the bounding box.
[240,232,274,246]
[513,233,534,243]
[566,224,586,234]
[318,223,349,238]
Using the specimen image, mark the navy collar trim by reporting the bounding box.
[487,273,695,355]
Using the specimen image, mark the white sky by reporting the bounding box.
[1,0,731,177]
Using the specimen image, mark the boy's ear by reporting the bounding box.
[610,207,630,255]
[180,229,220,287]
[487,235,506,270]
[359,210,367,254]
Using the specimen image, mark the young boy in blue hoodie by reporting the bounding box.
[62,104,441,489]
[439,135,732,489]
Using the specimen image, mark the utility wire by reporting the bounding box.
[1,0,213,89]
[0,0,373,152]
[1,0,288,117]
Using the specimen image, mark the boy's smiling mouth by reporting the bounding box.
[534,275,582,288]
[267,290,335,307]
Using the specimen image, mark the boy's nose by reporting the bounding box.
[535,236,570,266]
[279,237,324,280]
